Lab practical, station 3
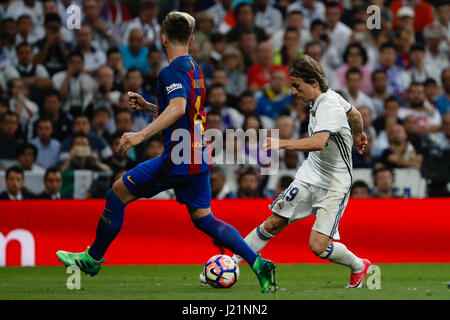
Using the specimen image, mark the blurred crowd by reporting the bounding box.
[0,0,449,200]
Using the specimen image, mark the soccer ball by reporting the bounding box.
[204,254,239,288]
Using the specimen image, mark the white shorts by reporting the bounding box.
[269,179,349,240]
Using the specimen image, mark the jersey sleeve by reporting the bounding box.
[159,67,188,103]
[313,97,348,134]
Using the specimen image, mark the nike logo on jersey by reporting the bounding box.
[127,176,136,185]
[166,83,183,94]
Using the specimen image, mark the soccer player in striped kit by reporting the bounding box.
[231,55,372,288]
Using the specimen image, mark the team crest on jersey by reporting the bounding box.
[278,200,284,210]
[166,83,183,94]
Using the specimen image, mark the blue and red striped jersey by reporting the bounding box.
[156,54,211,175]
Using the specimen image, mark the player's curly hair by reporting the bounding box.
[289,55,329,93]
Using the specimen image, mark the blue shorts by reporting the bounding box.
[122,156,211,208]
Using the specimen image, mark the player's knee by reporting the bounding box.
[112,178,133,204]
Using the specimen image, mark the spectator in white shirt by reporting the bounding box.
[82,0,117,52]
[52,51,95,116]
[254,0,283,36]
[401,43,434,89]
[73,24,106,75]
[6,0,44,30]
[287,0,325,29]
[270,9,309,52]
[423,24,449,87]
[304,41,340,91]
[8,78,39,131]
[122,0,162,53]
[208,0,233,30]
[343,68,375,114]
[323,1,352,68]
[17,143,45,174]
[398,82,442,134]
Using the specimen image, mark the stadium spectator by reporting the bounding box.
[237,29,258,70]
[123,0,161,50]
[423,78,440,107]
[73,24,107,75]
[281,150,300,170]
[435,69,450,116]
[52,51,95,116]
[273,27,302,69]
[120,28,150,75]
[8,78,39,130]
[0,17,16,64]
[225,2,267,43]
[323,1,352,69]
[90,65,121,117]
[194,11,214,62]
[7,42,52,101]
[336,42,373,95]
[34,13,71,76]
[247,42,288,92]
[30,117,61,169]
[114,109,135,134]
[350,180,370,198]
[402,115,422,153]
[207,0,233,30]
[402,44,432,89]
[0,112,25,170]
[255,68,293,119]
[286,0,325,29]
[270,9,308,52]
[100,0,132,43]
[60,114,112,163]
[41,0,74,43]
[343,68,375,114]
[423,24,449,86]
[106,47,126,92]
[91,107,112,143]
[254,0,283,38]
[377,42,405,97]
[205,32,227,69]
[373,96,402,135]
[432,2,450,39]
[5,0,44,30]
[237,91,273,129]
[371,167,398,198]
[398,82,442,134]
[389,0,434,34]
[82,0,117,51]
[220,46,247,99]
[60,132,111,172]
[210,166,236,199]
[28,89,73,142]
[37,167,63,199]
[0,165,35,200]
[205,84,243,131]
[380,123,423,169]
[237,167,262,198]
[17,143,44,173]
[15,14,39,45]
[370,70,390,117]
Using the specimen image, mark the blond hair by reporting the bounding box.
[161,11,196,46]
[290,55,329,92]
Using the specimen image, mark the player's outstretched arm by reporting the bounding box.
[127,91,159,118]
[346,107,367,155]
[264,132,330,152]
[118,97,187,154]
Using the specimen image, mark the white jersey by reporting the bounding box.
[295,89,353,193]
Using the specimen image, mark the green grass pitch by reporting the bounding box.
[0,264,449,300]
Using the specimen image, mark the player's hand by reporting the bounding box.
[263,137,281,151]
[127,91,159,117]
[354,132,368,155]
[118,131,145,154]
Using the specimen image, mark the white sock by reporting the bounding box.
[233,223,274,264]
[320,242,364,273]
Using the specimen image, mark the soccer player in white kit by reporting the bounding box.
[234,55,371,288]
